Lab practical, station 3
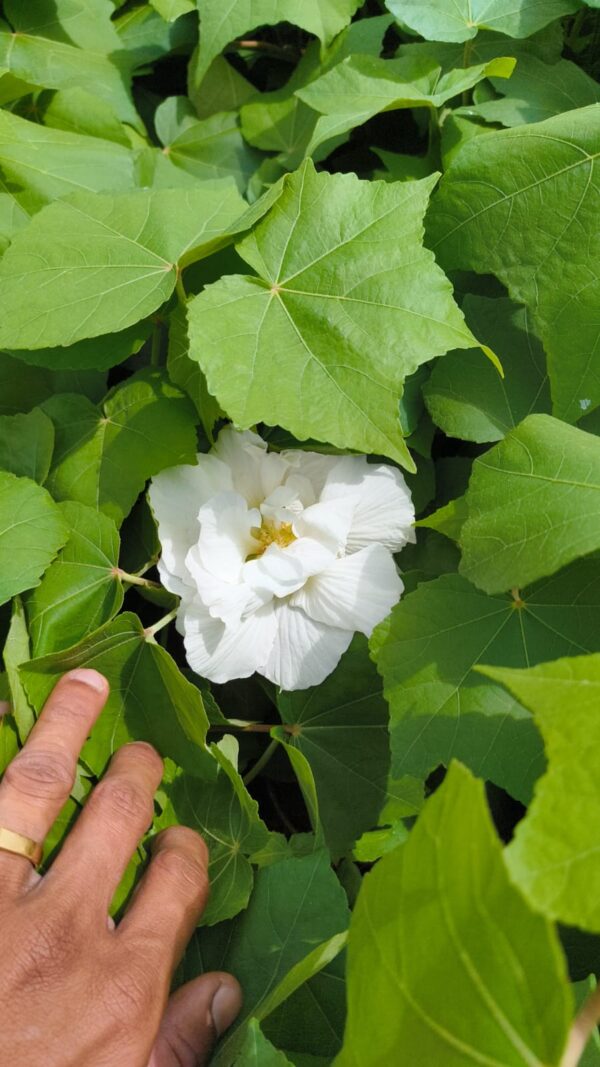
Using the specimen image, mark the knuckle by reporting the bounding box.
[3,747,74,800]
[152,845,208,900]
[93,777,154,826]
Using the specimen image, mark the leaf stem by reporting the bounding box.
[561,981,600,1067]
[175,270,187,306]
[115,568,162,591]
[227,38,299,60]
[461,37,474,105]
[243,738,279,786]
[145,607,178,639]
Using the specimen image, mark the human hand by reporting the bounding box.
[0,668,241,1067]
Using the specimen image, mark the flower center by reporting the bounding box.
[248,519,296,559]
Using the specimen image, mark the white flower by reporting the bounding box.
[148,428,415,691]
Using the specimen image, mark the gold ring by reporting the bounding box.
[0,827,43,867]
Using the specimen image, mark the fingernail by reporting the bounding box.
[66,669,108,693]
[210,980,242,1037]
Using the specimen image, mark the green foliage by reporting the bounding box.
[0,2,599,1061]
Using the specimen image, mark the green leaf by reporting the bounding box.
[471,55,600,128]
[156,100,260,192]
[277,637,419,855]
[187,160,482,471]
[185,850,349,1066]
[150,0,195,19]
[335,761,571,1067]
[191,0,362,89]
[190,55,257,119]
[20,612,210,775]
[2,597,35,739]
[0,172,32,254]
[25,501,123,657]
[0,471,69,606]
[115,4,197,69]
[0,353,106,415]
[371,561,600,803]
[0,408,55,483]
[43,369,198,525]
[428,107,600,424]
[233,1021,293,1066]
[161,745,270,925]
[459,415,600,594]
[424,296,551,443]
[0,182,248,349]
[385,0,579,43]
[0,110,135,203]
[9,322,152,372]
[167,305,222,441]
[5,0,124,53]
[479,654,600,933]
[296,53,515,158]
[37,87,132,146]
[0,713,18,774]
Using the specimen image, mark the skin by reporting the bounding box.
[0,668,242,1066]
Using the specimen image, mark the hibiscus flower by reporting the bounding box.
[148,428,415,690]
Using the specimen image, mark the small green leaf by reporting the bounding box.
[479,654,600,933]
[335,761,571,1067]
[0,408,55,483]
[459,415,600,594]
[167,305,223,441]
[385,0,579,43]
[156,101,260,192]
[2,597,35,739]
[0,471,69,606]
[43,369,198,526]
[471,55,600,128]
[20,612,209,775]
[233,1021,293,1066]
[9,322,152,373]
[188,160,481,470]
[25,501,123,657]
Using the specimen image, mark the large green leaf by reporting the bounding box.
[187,160,483,470]
[155,100,260,191]
[9,322,152,373]
[471,55,600,127]
[459,415,600,594]
[428,107,600,424]
[370,561,600,803]
[0,408,55,483]
[480,654,600,933]
[0,353,106,415]
[277,637,419,856]
[0,111,135,203]
[296,53,515,158]
[25,501,123,657]
[0,182,247,349]
[184,850,349,1066]
[385,0,579,43]
[0,472,69,606]
[4,0,124,53]
[191,0,362,88]
[21,612,210,775]
[424,296,551,443]
[159,746,270,925]
[335,761,571,1067]
[42,369,198,525]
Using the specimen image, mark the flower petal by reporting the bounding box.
[264,602,352,690]
[195,491,259,582]
[183,556,267,626]
[293,497,355,554]
[282,449,340,496]
[182,599,277,683]
[321,457,415,553]
[292,544,403,636]
[243,538,334,599]
[148,455,232,583]
[214,425,288,506]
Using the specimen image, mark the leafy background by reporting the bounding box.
[1,0,600,1063]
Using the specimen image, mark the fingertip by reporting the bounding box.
[210,975,243,1037]
[64,668,109,695]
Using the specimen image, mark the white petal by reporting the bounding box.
[214,425,288,506]
[291,544,403,636]
[293,497,355,554]
[243,538,334,599]
[182,555,267,626]
[281,449,340,496]
[182,599,277,683]
[263,602,353,691]
[195,491,259,582]
[148,455,232,582]
[321,457,415,553]
[260,483,305,524]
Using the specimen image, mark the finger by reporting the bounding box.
[148,974,242,1067]
[0,669,108,892]
[119,826,209,971]
[51,742,163,906]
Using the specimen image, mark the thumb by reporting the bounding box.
[148,973,242,1067]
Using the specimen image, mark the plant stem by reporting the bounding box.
[561,981,600,1067]
[461,37,474,105]
[175,270,187,306]
[145,607,178,639]
[243,738,278,786]
[150,320,162,366]
[227,38,298,60]
[115,568,162,591]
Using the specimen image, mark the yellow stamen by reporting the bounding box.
[248,519,296,559]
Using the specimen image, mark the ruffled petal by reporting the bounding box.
[291,544,403,636]
[264,602,352,690]
[243,538,334,599]
[182,599,277,683]
[148,455,232,582]
[214,426,288,506]
[196,491,259,582]
[321,457,415,553]
[183,553,268,625]
[282,449,340,496]
[293,497,355,554]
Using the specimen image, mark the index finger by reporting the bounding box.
[0,669,108,889]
